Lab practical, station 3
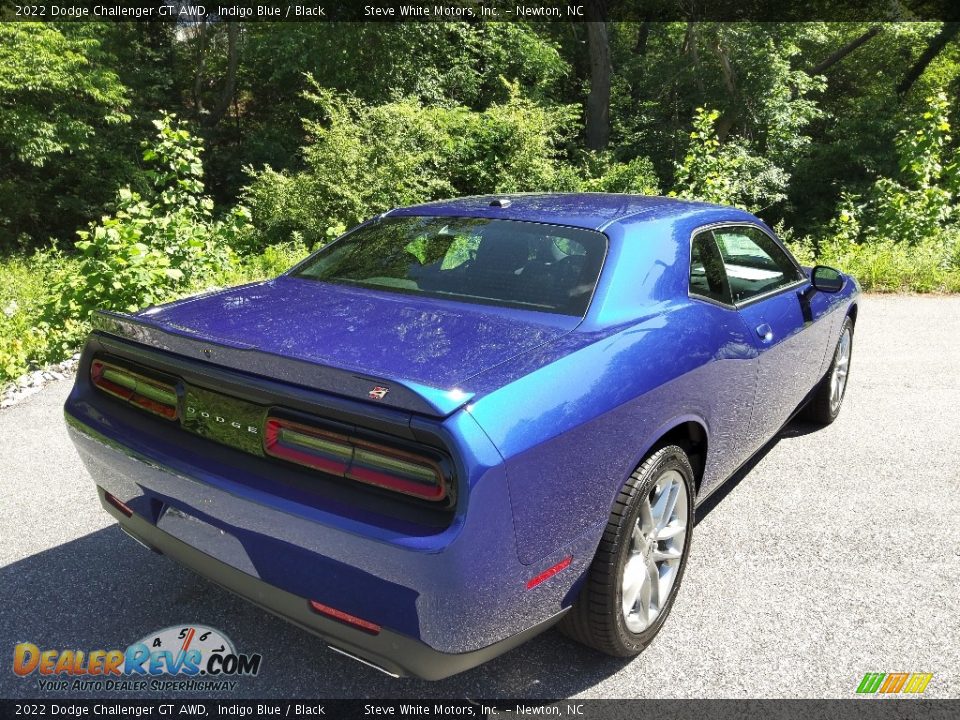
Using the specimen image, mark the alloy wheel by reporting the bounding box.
[621,469,689,634]
[830,327,852,413]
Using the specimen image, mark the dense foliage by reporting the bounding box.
[0,25,132,248]
[48,116,252,335]
[1,20,960,383]
[243,81,583,247]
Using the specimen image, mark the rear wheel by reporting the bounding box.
[560,445,694,656]
[806,317,854,425]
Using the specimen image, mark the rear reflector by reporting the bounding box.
[309,600,381,635]
[265,416,447,501]
[526,555,573,589]
[104,491,134,517]
[91,359,178,420]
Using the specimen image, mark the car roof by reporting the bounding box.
[386,193,743,232]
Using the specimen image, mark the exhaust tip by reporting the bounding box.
[120,527,161,554]
[327,645,399,678]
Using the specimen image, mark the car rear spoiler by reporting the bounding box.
[92,310,473,418]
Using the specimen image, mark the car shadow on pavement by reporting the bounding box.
[1,416,826,700]
[776,419,824,439]
[696,417,817,522]
[0,522,634,700]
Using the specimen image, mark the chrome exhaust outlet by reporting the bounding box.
[121,526,161,554]
[327,645,400,678]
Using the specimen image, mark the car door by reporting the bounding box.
[687,229,760,492]
[710,225,829,445]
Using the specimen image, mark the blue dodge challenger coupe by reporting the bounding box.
[65,194,858,679]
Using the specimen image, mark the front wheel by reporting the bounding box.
[806,316,854,425]
[559,445,695,656]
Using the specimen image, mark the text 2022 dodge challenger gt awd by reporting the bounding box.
[64,193,858,679]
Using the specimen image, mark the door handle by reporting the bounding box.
[755,323,774,343]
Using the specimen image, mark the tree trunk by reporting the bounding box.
[204,23,240,127]
[897,22,960,96]
[585,1,611,151]
[634,20,651,57]
[809,25,882,76]
[713,36,738,142]
[192,19,208,116]
[684,22,705,96]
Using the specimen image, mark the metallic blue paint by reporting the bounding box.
[135,276,580,391]
[64,193,859,678]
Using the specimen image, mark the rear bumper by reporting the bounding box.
[97,486,565,680]
[64,384,590,679]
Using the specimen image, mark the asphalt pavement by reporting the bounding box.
[1,295,958,699]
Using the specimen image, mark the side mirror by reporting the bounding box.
[811,265,844,293]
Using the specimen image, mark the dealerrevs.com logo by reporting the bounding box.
[12,625,262,692]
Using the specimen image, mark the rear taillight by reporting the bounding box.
[91,359,178,420]
[264,416,448,501]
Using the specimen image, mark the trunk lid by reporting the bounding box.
[96,276,578,417]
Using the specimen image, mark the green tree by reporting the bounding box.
[192,22,569,202]
[0,24,131,248]
[671,107,790,211]
[48,114,251,340]
[243,82,580,248]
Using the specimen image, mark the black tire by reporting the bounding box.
[559,445,695,657]
[805,316,854,426]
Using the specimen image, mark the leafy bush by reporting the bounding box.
[868,92,958,247]
[244,81,581,248]
[0,237,300,384]
[671,107,790,212]
[0,115,310,384]
[0,249,79,379]
[46,114,253,347]
[806,94,960,291]
[216,239,312,287]
[580,153,660,195]
[809,194,960,292]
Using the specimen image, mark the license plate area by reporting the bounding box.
[157,506,259,578]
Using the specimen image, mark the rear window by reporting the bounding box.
[293,216,607,316]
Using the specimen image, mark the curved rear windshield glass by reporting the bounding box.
[293,216,607,316]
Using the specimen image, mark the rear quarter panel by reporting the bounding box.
[466,218,758,565]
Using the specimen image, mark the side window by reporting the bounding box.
[713,226,802,303]
[689,230,732,305]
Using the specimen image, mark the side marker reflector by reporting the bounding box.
[309,600,381,635]
[104,492,134,517]
[526,555,573,589]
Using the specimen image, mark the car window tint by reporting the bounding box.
[689,230,732,305]
[713,226,802,303]
[294,216,607,316]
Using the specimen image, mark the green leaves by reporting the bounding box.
[0,24,138,248]
[671,107,788,211]
[0,25,129,168]
[45,114,251,332]
[844,92,960,248]
[809,94,960,292]
[243,87,580,249]
[580,154,660,195]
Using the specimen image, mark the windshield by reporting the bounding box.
[293,216,607,316]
